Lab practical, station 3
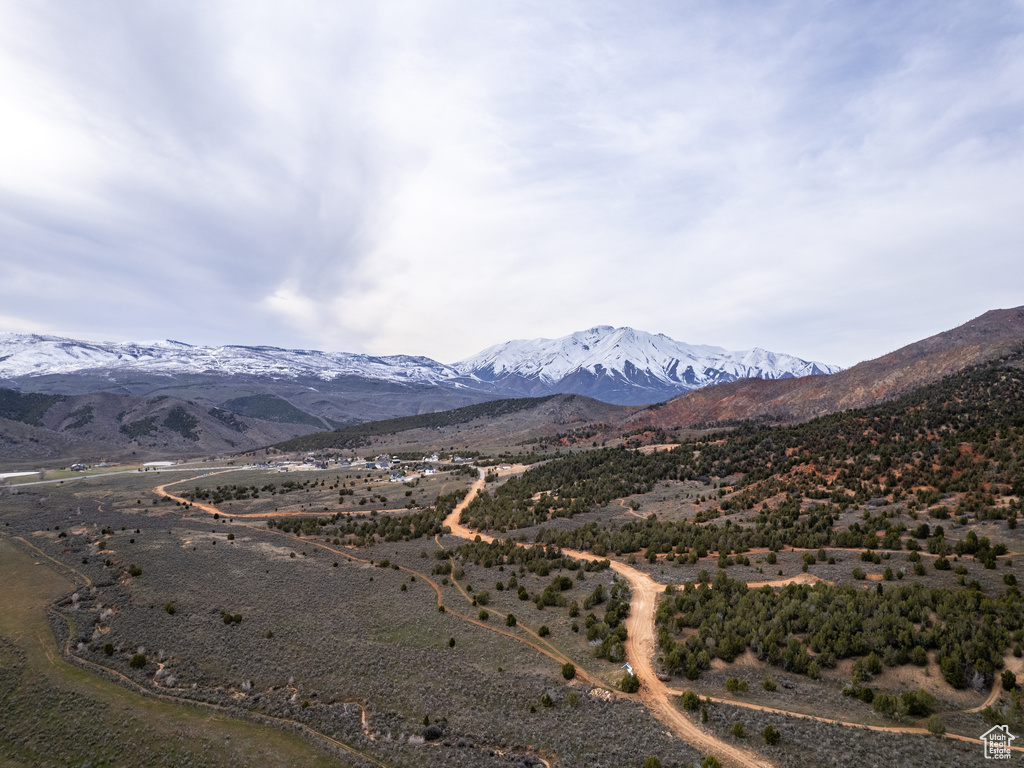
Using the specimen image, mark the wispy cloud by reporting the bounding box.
[1,1,1022,366]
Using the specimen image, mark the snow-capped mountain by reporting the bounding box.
[0,334,458,384]
[452,326,840,404]
[0,328,839,407]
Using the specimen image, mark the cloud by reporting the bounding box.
[0,1,1022,367]
[0,314,52,335]
[261,281,323,332]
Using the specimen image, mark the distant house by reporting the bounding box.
[499,463,512,470]
[70,463,86,471]
[418,466,435,476]
[423,453,439,463]
[389,472,405,483]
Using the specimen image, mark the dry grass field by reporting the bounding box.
[1,471,707,768]
[5,400,1024,768]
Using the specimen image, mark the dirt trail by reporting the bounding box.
[962,658,1011,715]
[153,471,236,515]
[618,498,647,519]
[675,684,1024,753]
[745,573,832,588]
[443,471,771,768]
[155,472,424,519]
[606,559,772,768]
[14,536,93,588]
[153,467,1018,766]
[441,470,490,540]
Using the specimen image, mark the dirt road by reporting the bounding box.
[441,470,490,540]
[441,470,1024,764]
[608,559,772,768]
[157,466,1017,766]
[443,470,772,768]
[153,472,235,515]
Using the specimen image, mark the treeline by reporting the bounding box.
[462,354,1024,532]
[665,355,1024,513]
[0,388,65,426]
[450,538,610,574]
[532,502,922,557]
[184,477,335,504]
[266,490,467,544]
[656,572,1023,690]
[460,446,689,530]
[272,395,561,452]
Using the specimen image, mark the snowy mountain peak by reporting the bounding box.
[0,328,840,406]
[453,327,840,403]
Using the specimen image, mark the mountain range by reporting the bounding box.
[4,308,1020,466]
[0,326,838,408]
[271,305,1024,456]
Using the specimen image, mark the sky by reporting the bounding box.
[1,1,1023,368]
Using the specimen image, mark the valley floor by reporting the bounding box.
[3,458,1017,767]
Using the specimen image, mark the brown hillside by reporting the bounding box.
[627,305,1024,429]
[283,393,636,456]
[0,389,318,467]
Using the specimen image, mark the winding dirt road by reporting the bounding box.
[442,468,1024,764]
[608,560,772,768]
[157,465,1020,767]
[444,470,771,768]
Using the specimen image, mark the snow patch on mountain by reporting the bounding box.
[0,334,458,384]
[0,328,840,405]
[452,326,840,388]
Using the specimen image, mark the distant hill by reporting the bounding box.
[0,387,320,466]
[220,394,329,428]
[272,394,634,455]
[626,306,1024,430]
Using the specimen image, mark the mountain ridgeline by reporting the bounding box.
[273,395,564,452]
[2,307,1023,464]
[0,325,838,417]
[628,306,1024,430]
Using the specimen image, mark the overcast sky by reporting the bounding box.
[2,1,1022,367]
